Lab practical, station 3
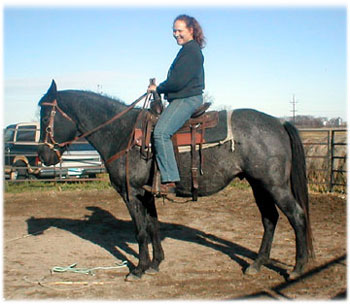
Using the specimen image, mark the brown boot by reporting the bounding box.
[159,182,176,195]
[160,183,192,203]
[142,182,176,195]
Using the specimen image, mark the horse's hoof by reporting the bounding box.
[245,265,260,275]
[288,270,301,280]
[125,273,142,282]
[145,267,159,275]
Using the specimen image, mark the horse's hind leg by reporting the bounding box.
[269,186,309,278]
[245,181,279,275]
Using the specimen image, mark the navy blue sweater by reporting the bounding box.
[157,40,204,101]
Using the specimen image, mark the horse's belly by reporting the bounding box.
[176,142,239,197]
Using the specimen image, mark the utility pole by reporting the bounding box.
[97,84,103,94]
[290,94,298,122]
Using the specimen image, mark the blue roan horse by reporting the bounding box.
[38,80,314,281]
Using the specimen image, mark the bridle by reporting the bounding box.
[40,92,150,162]
[40,99,75,160]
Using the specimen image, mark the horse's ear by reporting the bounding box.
[47,79,57,99]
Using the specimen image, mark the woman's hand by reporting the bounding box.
[147,83,157,93]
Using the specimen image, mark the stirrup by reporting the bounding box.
[142,185,155,194]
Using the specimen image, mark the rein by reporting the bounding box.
[41,91,153,202]
[41,92,150,162]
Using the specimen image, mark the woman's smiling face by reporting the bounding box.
[173,20,194,46]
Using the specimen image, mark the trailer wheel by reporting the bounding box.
[11,161,28,180]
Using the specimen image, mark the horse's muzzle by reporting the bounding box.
[37,144,61,166]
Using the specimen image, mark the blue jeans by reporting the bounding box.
[153,95,203,183]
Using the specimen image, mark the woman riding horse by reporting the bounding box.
[144,14,205,198]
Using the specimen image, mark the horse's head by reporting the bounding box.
[37,80,78,165]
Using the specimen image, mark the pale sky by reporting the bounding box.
[2,1,348,127]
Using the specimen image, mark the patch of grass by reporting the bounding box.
[6,178,250,194]
[230,179,250,190]
[4,175,345,194]
[4,178,112,194]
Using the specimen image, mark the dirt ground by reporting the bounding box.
[3,185,347,300]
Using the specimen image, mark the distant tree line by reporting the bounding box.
[281,115,346,128]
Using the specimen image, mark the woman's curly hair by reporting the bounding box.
[174,14,206,49]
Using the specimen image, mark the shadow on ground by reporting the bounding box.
[26,205,289,277]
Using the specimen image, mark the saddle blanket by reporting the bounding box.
[134,110,234,153]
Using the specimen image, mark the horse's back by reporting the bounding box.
[231,109,292,182]
[231,108,290,147]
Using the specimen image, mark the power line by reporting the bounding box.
[97,84,103,94]
[290,94,298,122]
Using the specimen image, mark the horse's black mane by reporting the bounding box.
[63,90,127,106]
[38,88,126,106]
[39,87,148,116]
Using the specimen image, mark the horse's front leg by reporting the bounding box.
[124,194,152,281]
[144,192,164,273]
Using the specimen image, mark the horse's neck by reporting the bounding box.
[62,92,124,126]
[61,92,137,161]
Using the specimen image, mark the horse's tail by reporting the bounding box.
[283,121,315,259]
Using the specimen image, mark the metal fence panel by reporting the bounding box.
[299,128,347,192]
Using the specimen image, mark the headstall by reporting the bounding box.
[40,99,74,160]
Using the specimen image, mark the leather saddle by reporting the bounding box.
[134,95,219,201]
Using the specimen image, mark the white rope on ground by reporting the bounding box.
[23,275,116,292]
[5,228,53,243]
[51,261,128,276]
